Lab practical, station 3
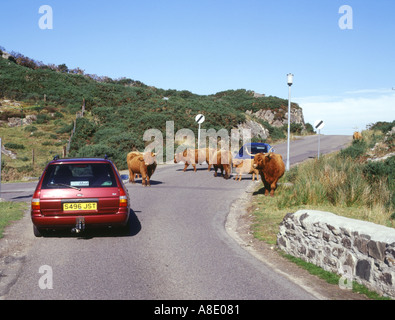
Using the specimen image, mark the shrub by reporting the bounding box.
[66,103,83,114]
[24,125,38,132]
[36,114,49,124]
[69,118,96,152]
[367,121,395,134]
[338,139,367,159]
[71,144,125,168]
[363,156,395,210]
[305,123,315,134]
[290,123,303,134]
[56,122,74,134]
[4,143,25,150]
[54,111,63,118]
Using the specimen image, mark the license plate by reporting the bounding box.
[63,202,97,211]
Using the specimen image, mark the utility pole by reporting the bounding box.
[286,74,294,171]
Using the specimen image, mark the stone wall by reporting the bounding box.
[277,210,395,298]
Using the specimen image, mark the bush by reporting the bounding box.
[363,156,395,210]
[24,125,38,132]
[70,144,126,168]
[290,123,303,134]
[72,144,115,158]
[4,143,25,150]
[36,114,49,124]
[270,127,286,140]
[66,103,83,114]
[367,121,395,134]
[338,140,367,159]
[56,122,74,134]
[305,123,315,134]
[69,118,96,152]
[363,156,394,180]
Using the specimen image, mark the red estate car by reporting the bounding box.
[31,157,130,237]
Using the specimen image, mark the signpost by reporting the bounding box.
[195,114,205,149]
[314,120,325,159]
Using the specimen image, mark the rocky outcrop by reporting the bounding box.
[237,107,306,141]
[7,115,37,127]
[277,210,395,298]
[246,108,305,128]
[1,145,17,159]
[236,120,269,140]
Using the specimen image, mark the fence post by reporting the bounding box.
[82,98,85,116]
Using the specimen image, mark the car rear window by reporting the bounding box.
[41,163,117,189]
[239,145,268,156]
[251,146,268,153]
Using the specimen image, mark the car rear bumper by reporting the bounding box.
[32,212,129,229]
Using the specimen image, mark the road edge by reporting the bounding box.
[0,209,35,299]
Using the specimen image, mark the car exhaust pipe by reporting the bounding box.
[71,217,85,234]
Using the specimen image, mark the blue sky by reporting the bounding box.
[1,0,394,135]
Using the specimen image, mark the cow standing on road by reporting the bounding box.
[233,159,259,181]
[212,149,232,179]
[174,148,214,172]
[127,151,157,187]
[252,152,285,196]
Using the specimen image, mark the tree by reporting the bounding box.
[57,63,69,73]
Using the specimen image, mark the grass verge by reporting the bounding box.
[280,252,391,300]
[0,201,28,238]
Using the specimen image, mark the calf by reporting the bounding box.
[233,159,259,181]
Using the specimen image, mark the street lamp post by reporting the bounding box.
[286,73,294,171]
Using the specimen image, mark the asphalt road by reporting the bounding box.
[1,135,352,300]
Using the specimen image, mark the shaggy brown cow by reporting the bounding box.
[127,151,157,187]
[233,159,259,181]
[253,152,285,196]
[174,148,214,172]
[353,132,363,140]
[212,149,232,179]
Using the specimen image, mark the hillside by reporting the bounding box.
[0,48,311,178]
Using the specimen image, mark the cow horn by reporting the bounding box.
[244,147,255,157]
[268,147,274,153]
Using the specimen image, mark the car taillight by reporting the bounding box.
[31,189,41,210]
[119,188,128,207]
[32,198,40,210]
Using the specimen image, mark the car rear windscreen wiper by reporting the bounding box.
[49,183,81,191]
